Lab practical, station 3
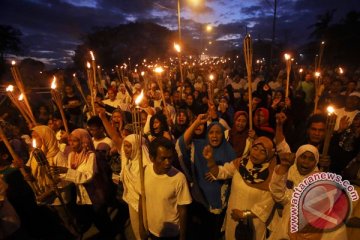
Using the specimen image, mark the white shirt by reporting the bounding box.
[63,152,96,205]
[145,164,192,237]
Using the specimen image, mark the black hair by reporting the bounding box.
[150,112,169,137]
[87,116,104,129]
[306,114,327,129]
[149,137,175,158]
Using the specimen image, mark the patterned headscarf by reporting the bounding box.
[239,136,275,185]
[69,129,95,169]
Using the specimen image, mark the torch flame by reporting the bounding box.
[154,66,164,73]
[87,62,91,68]
[51,76,57,89]
[299,68,304,73]
[284,53,291,61]
[141,71,145,76]
[32,139,37,148]
[339,67,344,74]
[174,43,181,53]
[90,51,95,61]
[18,93,24,101]
[6,85,14,92]
[209,74,214,81]
[11,60,16,66]
[135,90,144,105]
[327,106,335,115]
[97,65,100,69]
[73,73,76,77]
[321,41,325,45]
[315,72,321,78]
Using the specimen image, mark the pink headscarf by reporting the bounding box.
[69,129,95,169]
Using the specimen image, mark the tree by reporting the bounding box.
[73,22,177,70]
[0,25,22,60]
[309,9,336,40]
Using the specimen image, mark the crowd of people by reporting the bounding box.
[0,60,360,240]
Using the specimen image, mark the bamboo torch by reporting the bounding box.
[0,125,41,195]
[133,90,148,231]
[284,53,292,98]
[10,61,37,125]
[5,85,34,126]
[154,66,169,115]
[313,71,321,114]
[86,62,96,115]
[243,34,253,130]
[72,73,88,107]
[50,76,69,134]
[320,106,337,171]
[208,74,215,103]
[317,41,325,71]
[174,43,184,99]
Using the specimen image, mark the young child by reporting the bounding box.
[142,137,192,240]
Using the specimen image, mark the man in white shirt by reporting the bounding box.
[334,91,360,131]
[142,137,192,240]
[87,116,114,155]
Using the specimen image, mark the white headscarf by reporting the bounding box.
[288,144,319,186]
[120,134,150,211]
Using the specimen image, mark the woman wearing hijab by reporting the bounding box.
[227,111,254,158]
[120,134,151,240]
[25,125,76,236]
[269,144,348,240]
[176,114,236,240]
[254,107,275,139]
[204,136,277,240]
[55,129,113,238]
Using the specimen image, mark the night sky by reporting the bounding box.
[1,0,359,67]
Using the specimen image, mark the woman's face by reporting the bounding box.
[296,151,316,175]
[123,140,133,159]
[250,144,267,164]
[208,125,223,147]
[177,112,187,125]
[235,115,247,132]
[69,135,81,153]
[153,119,161,133]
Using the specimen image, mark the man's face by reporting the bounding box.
[87,125,103,139]
[152,146,173,175]
[307,122,326,145]
[186,95,193,106]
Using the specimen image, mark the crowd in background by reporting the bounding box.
[0,60,360,240]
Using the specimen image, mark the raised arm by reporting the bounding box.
[183,113,208,146]
[269,152,295,204]
[98,108,123,151]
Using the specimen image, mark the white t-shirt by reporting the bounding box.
[145,164,192,237]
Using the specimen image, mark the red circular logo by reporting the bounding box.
[300,181,350,230]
